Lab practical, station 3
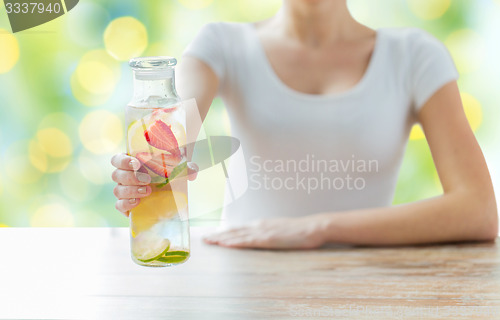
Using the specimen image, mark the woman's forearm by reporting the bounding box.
[315,191,498,245]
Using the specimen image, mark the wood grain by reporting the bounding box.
[0,228,498,319]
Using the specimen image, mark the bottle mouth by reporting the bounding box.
[129,56,177,80]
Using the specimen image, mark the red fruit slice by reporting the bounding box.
[144,120,180,157]
[136,152,181,178]
[152,107,177,116]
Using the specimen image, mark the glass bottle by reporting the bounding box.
[126,56,190,267]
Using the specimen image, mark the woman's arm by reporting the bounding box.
[176,56,219,124]
[203,81,498,248]
[317,81,497,245]
[177,57,219,158]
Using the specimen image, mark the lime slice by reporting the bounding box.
[131,231,171,262]
[163,250,189,257]
[157,250,190,264]
[157,255,189,264]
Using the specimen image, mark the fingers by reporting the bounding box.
[115,198,141,216]
[112,169,151,186]
[111,154,149,217]
[218,237,254,248]
[113,185,152,199]
[111,153,141,171]
[204,233,255,248]
[203,228,249,245]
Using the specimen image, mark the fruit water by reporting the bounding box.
[127,57,190,267]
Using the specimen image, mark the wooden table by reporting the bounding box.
[0,228,498,319]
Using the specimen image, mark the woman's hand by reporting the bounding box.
[111,153,198,217]
[202,217,326,249]
[111,154,152,217]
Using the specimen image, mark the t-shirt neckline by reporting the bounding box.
[247,23,385,101]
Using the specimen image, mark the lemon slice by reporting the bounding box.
[127,118,164,156]
[130,190,188,235]
[131,231,171,262]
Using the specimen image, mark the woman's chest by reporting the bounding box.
[258,36,376,95]
[221,27,413,167]
[225,82,412,170]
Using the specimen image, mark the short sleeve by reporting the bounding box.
[410,30,459,112]
[182,23,226,83]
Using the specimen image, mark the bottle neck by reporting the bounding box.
[132,69,179,102]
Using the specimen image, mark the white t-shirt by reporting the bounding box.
[183,22,459,226]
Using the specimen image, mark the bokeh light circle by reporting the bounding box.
[75,209,108,227]
[36,128,72,158]
[78,152,108,185]
[30,114,78,173]
[445,29,485,74]
[79,110,123,154]
[104,17,148,61]
[407,0,451,20]
[71,74,111,107]
[0,29,20,73]
[178,0,214,10]
[29,140,49,172]
[31,203,75,227]
[71,50,121,107]
[59,164,97,202]
[76,61,116,94]
[4,141,43,184]
[29,128,72,173]
[38,112,79,142]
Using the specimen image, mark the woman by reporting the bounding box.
[111,0,498,249]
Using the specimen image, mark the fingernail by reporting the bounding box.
[138,187,147,194]
[137,173,151,183]
[188,162,199,172]
[129,159,140,170]
[129,198,137,204]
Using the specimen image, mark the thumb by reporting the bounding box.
[187,162,199,181]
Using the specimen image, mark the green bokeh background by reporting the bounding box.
[0,0,499,228]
